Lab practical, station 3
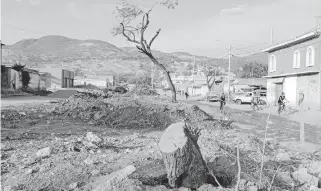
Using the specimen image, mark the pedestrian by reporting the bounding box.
[251,92,260,111]
[219,92,226,113]
[185,92,189,99]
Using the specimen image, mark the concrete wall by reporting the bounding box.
[1,68,21,89]
[296,73,320,110]
[268,36,321,76]
[36,68,75,90]
[28,72,40,90]
[283,76,297,106]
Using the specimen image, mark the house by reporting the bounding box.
[35,68,75,90]
[262,31,321,110]
[1,65,20,89]
[23,68,41,90]
[106,75,116,87]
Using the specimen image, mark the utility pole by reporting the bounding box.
[270,28,273,45]
[227,45,231,102]
[315,16,321,31]
[192,56,195,96]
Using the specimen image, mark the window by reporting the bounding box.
[293,50,300,68]
[306,46,315,67]
[269,55,276,72]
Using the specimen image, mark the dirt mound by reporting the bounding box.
[52,92,212,130]
[47,90,78,98]
[128,85,159,96]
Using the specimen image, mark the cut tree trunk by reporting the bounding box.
[159,122,207,188]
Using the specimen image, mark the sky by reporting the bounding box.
[1,0,321,57]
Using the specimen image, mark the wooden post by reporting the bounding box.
[299,93,305,143]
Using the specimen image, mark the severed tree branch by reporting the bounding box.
[149,29,161,48]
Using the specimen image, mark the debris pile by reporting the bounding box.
[129,84,159,96]
[52,92,213,129]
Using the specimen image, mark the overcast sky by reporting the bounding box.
[1,0,321,57]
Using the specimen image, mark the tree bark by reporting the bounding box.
[148,55,176,102]
[159,122,207,188]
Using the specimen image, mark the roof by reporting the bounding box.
[261,31,320,53]
[233,78,267,86]
[263,71,319,78]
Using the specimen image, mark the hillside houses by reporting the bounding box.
[262,31,321,110]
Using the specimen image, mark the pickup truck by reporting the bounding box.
[233,91,267,105]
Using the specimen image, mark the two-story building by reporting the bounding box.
[262,31,321,110]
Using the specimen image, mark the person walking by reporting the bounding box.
[251,91,260,111]
[185,92,189,100]
[219,92,226,113]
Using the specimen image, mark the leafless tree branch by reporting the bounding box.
[149,29,161,48]
[120,23,140,44]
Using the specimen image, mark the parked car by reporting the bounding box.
[105,86,128,94]
[206,92,219,102]
[233,91,267,105]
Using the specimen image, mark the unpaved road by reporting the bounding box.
[1,96,65,108]
[188,100,321,145]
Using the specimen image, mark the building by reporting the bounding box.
[23,68,41,90]
[262,31,321,110]
[1,65,20,89]
[36,68,75,90]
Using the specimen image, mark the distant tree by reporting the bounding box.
[241,62,268,78]
[113,0,179,101]
[21,71,31,90]
[12,63,26,72]
[11,63,31,90]
[200,62,219,91]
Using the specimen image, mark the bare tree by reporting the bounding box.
[113,0,178,101]
[201,63,218,92]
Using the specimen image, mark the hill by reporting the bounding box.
[2,35,268,79]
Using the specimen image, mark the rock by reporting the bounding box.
[84,158,94,165]
[91,170,100,176]
[293,168,319,187]
[26,169,33,175]
[276,152,291,161]
[308,161,321,176]
[177,187,191,191]
[248,185,258,191]
[309,185,321,191]
[19,112,26,116]
[3,186,13,191]
[86,132,102,144]
[36,147,51,158]
[69,182,78,189]
[277,172,294,187]
[238,179,247,191]
[82,141,98,149]
[92,165,136,191]
[197,184,217,191]
[128,159,167,186]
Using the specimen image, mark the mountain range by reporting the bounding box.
[2,35,268,79]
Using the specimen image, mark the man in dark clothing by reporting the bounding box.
[219,92,226,113]
[277,92,288,114]
[185,92,189,100]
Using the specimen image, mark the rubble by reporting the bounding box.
[92,165,136,191]
[36,147,51,158]
[293,168,319,187]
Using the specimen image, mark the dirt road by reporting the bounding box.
[187,100,321,145]
[1,96,65,109]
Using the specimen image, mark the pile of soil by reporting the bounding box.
[129,85,159,96]
[52,92,212,129]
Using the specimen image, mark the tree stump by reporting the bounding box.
[159,122,207,188]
